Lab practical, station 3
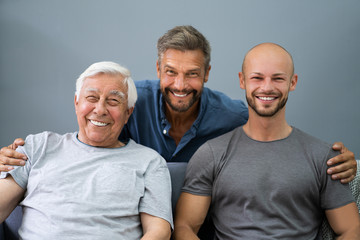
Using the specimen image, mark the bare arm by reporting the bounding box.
[0,175,25,222]
[0,138,27,172]
[173,192,211,240]
[140,212,171,240]
[325,202,360,239]
[327,142,357,183]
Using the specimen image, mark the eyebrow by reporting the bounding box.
[109,90,126,99]
[85,88,126,99]
[85,87,99,93]
[164,64,201,72]
[272,73,287,76]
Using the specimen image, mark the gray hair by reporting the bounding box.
[75,61,137,109]
[157,25,211,70]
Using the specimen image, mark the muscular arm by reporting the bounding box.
[140,212,171,240]
[327,142,357,183]
[173,192,211,240]
[0,138,27,172]
[0,175,25,222]
[325,202,360,239]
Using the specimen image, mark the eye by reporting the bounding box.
[166,69,176,76]
[86,96,98,102]
[107,99,121,106]
[251,76,262,80]
[187,72,199,78]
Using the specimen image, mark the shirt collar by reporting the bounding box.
[159,92,167,125]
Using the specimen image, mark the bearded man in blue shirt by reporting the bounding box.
[0,25,357,182]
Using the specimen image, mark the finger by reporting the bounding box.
[327,151,355,166]
[331,142,351,154]
[0,165,15,172]
[331,142,344,151]
[340,176,355,184]
[0,147,27,161]
[13,138,25,149]
[327,160,355,175]
[0,155,26,167]
[330,169,355,182]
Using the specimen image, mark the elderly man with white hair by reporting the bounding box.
[0,61,173,240]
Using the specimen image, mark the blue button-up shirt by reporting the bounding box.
[120,80,248,162]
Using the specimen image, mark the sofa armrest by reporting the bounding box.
[167,162,188,213]
[321,159,360,240]
[349,160,360,209]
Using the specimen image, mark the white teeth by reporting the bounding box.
[173,92,188,97]
[258,97,275,101]
[90,120,108,126]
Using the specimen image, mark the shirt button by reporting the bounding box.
[163,129,167,134]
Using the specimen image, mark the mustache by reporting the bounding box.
[252,91,281,97]
[165,87,197,95]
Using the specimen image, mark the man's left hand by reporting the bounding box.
[327,142,357,183]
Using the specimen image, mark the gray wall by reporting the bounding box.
[1,0,359,158]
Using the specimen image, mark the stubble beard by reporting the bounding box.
[162,88,201,112]
[246,92,288,117]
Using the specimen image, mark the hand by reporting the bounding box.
[327,142,357,184]
[0,138,27,172]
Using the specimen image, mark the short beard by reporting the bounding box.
[162,88,201,112]
[246,94,288,117]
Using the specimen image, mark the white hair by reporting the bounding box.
[75,61,137,109]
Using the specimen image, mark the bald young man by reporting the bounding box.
[174,43,360,239]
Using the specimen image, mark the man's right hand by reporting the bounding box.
[0,138,27,172]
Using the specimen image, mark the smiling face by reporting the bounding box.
[75,73,133,148]
[157,49,210,113]
[239,43,298,118]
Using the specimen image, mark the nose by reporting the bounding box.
[261,77,274,92]
[93,100,108,116]
[173,74,186,91]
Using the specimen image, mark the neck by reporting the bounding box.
[243,109,292,142]
[77,134,125,148]
[165,102,200,125]
[165,100,200,146]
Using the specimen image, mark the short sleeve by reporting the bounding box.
[0,145,31,189]
[320,149,354,209]
[181,142,215,196]
[139,155,173,228]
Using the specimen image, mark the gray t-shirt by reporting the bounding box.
[2,131,173,239]
[182,127,354,240]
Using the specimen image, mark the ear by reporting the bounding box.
[74,95,78,112]
[124,107,134,124]
[204,65,211,83]
[289,74,298,92]
[239,72,245,89]
[156,60,161,79]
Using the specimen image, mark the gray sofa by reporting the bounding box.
[1,161,359,240]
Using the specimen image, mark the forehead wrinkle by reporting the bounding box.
[163,64,175,70]
[164,61,202,71]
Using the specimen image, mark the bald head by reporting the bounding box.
[239,43,298,119]
[242,43,294,77]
